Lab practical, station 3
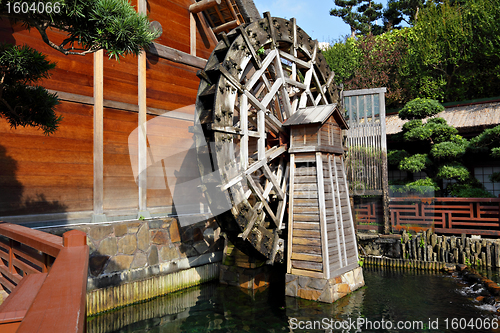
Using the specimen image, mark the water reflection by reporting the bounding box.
[88,267,498,333]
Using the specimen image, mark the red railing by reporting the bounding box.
[354,199,383,232]
[390,197,500,236]
[0,223,88,333]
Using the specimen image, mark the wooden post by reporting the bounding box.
[137,0,150,218]
[92,49,106,223]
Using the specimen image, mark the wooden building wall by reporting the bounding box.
[0,0,217,223]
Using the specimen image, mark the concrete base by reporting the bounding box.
[137,211,151,220]
[90,214,107,223]
[285,266,365,303]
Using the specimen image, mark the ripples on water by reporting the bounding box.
[88,267,499,333]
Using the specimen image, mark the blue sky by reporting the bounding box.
[252,0,389,43]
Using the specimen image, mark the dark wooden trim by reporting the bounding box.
[48,90,194,121]
[149,43,207,69]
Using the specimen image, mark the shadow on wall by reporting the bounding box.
[0,144,67,218]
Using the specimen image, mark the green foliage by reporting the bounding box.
[1,0,160,59]
[330,0,384,36]
[387,149,408,166]
[322,37,361,85]
[447,182,495,198]
[326,0,500,106]
[436,163,469,181]
[402,119,422,132]
[399,153,430,173]
[0,44,61,134]
[0,0,159,134]
[390,177,439,195]
[490,172,500,183]
[430,141,466,160]
[398,98,444,120]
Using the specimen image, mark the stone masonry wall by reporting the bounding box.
[44,217,223,291]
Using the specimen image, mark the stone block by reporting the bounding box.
[297,289,321,301]
[137,223,150,251]
[151,230,170,245]
[149,245,159,266]
[114,224,128,237]
[104,255,134,273]
[160,246,180,262]
[298,276,309,288]
[131,252,148,269]
[285,281,298,297]
[318,285,334,303]
[336,283,351,294]
[127,222,142,234]
[169,220,181,243]
[148,219,163,229]
[286,273,298,283]
[117,234,137,255]
[308,278,327,290]
[97,237,117,256]
[89,225,113,241]
[89,255,110,277]
[162,217,177,228]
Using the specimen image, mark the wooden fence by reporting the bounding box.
[0,223,88,333]
[354,197,500,236]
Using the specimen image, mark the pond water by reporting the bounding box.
[88,267,499,333]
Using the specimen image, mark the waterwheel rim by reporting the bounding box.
[194,13,340,264]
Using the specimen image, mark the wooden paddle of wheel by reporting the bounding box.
[194,12,341,264]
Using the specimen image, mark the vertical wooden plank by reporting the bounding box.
[333,156,347,266]
[328,155,343,270]
[316,153,330,279]
[379,90,390,234]
[190,13,197,56]
[240,94,248,170]
[340,156,360,262]
[138,0,148,214]
[93,49,104,217]
[287,154,295,274]
[257,110,265,160]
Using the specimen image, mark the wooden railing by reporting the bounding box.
[0,223,88,333]
[390,197,500,236]
[353,199,384,232]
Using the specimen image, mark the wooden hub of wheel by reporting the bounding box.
[194,12,341,264]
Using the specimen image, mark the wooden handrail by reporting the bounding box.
[0,223,88,333]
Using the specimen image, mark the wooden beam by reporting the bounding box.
[93,50,104,217]
[138,0,147,215]
[287,154,295,274]
[316,153,330,279]
[213,20,239,34]
[190,13,197,56]
[149,43,207,69]
[189,0,222,14]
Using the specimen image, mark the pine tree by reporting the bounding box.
[330,0,383,37]
[0,0,159,134]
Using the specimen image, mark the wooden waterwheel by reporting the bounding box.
[194,13,341,264]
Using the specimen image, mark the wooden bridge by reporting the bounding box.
[0,223,88,333]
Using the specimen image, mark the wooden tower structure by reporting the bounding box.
[283,104,364,303]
